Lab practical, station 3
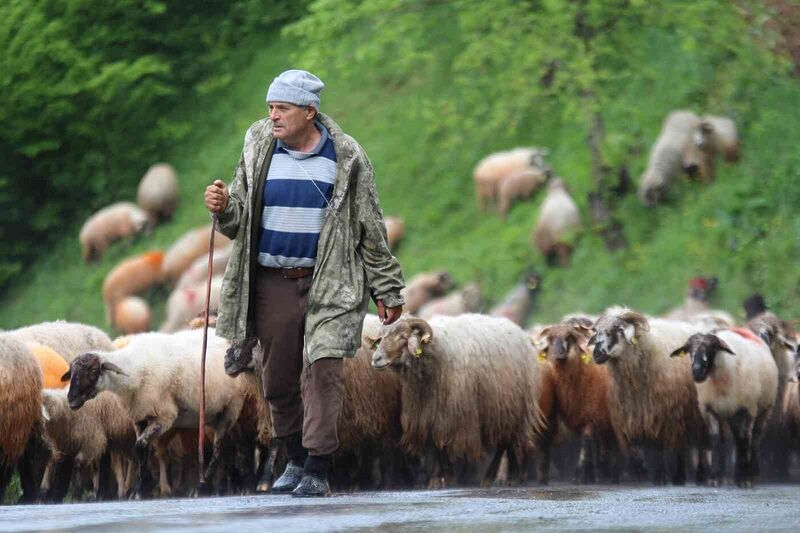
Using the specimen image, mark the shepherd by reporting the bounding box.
[204,69,405,497]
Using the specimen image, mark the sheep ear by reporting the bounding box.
[620,311,649,332]
[407,335,422,358]
[61,369,72,382]
[669,345,689,358]
[717,339,736,356]
[758,328,773,346]
[101,362,127,376]
[41,405,50,422]
[778,334,796,351]
[587,333,597,346]
[622,323,636,344]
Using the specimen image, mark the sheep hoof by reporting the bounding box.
[256,482,271,493]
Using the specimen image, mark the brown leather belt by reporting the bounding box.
[261,266,314,279]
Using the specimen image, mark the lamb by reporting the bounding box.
[102,251,165,327]
[175,243,233,290]
[669,328,778,487]
[160,276,222,332]
[40,389,136,500]
[538,318,622,483]
[11,321,114,363]
[62,329,248,497]
[27,344,69,389]
[532,178,582,266]
[384,216,405,250]
[370,314,545,487]
[638,110,703,206]
[113,296,151,335]
[162,224,231,283]
[489,272,542,326]
[400,271,454,315]
[0,334,42,501]
[137,163,179,222]
[79,202,150,262]
[497,168,548,218]
[591,307,708,484]
[417,283,482,320]
[473,147,551,212]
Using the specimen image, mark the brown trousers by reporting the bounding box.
[254,267,344,456]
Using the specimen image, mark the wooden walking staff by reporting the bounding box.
[198,211,218,485]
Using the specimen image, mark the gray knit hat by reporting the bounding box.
[266,69,325,109]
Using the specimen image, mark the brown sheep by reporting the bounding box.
[0,334,42,500]
[162,224,231,283]
[400,271,454,315]
[539,319,622,483]
[102,251,165,327]
[532,178,582,266]
[113,296,151,335]
[79,202,150,262]
[473,147,550,212]
[592,307,708,485]
[417,283,482,320]
[370,314,545,488]
[137,163,179,222]
[384,216,405,250]
[497,168,548,218]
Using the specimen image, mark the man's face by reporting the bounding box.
[268,102,313,140]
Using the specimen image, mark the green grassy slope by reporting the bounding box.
[1,24,799,333]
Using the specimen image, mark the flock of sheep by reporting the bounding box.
[3,108,794,506]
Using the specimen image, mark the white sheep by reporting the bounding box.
[137,163,179,222]
[473,147,550,212]
[40,389,136,500]
[669,328,778,487]
[62,329,247,497]
[591,307,709,485]
[176,243,233,290]
[532,178,581,266]
[10,321,114,363]
[161,276,223,332]
[497,168,548,218]
[638,110,702,206]
[400,271,454,315]
[417,283,482,320]
[384,216,405,250]
[113,296,151,335]
[370,314,545,488]
[702,115,740,163]
[79,202,150,262]
[162,224,231,283]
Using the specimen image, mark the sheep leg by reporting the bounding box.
[482,448,505,487]
[536,426,554,486]
[670,447,687,486]
[132,443,152,500]
[729,409,753,488]
[89,463,101,502]
[39,455,57,502]
[152,439,173,497]
[578,431,596,484]
[651,446,667,486]
[506,448,522,485]
[110,452,127,500]
[70,457,86,502]
[17,431,49,504]
[706,416,725,486]
[0,464,13,502]
[750,411,769,485]
[257,444,281,493]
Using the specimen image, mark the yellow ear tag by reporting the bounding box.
[538,351,547,361]
[679,351,686,358]
[414,347,423,358]
[581,353,591,365]
[631,336,638,346]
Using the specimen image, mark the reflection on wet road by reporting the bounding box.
[2,485,798,532]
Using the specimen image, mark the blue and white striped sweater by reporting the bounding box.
[258,122,337,268]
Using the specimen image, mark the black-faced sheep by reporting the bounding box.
[591,307,708,485]
[669,328,778,487]
[137,163,179,222]
[79,202,150,262]
[370,314,544,487]
[532,178,581,266]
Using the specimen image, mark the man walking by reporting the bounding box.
[205,70,405,497]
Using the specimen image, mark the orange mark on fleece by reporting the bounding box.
[143,251,165,267]
[729,327,764,346]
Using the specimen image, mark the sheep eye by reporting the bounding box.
[371,338,382,349]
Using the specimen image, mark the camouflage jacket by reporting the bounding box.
[215,113,405,363]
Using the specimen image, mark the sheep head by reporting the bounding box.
[591,308,650,364]
[224,337,260,377]
[371,317,433,370]
[62,353,126,410]
[538,322,593,364]
[669,333,735,383]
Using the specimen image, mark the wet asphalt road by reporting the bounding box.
[2,484,799,532]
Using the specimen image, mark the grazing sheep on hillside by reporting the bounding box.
[162,225,231,282]
[539,319,622,483]
[417,283,482,320]
[384,217,405,250]
[63,329,248,497]
[497,168,548,218]
[161,276,222,332]
[0,335,42,500]
[401,271,454,315]
[490,272,542,327]
[669,328,778,487]
[638,110,702,206]
[371,314,544,487]
[27,344,69,389]
[40,389,136,501]
[473,147,551,212]
[176,243,233,290]
[137,163,179,222]
[102,251,165,327]
[79,202,150,262]
[592,307,708,485]
[702,115,741,163]
[532,178,581,266]
[113,296,151,335]
[11,321,114,363]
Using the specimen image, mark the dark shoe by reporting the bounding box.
[291,473,331,498]
[270,463,304,494]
